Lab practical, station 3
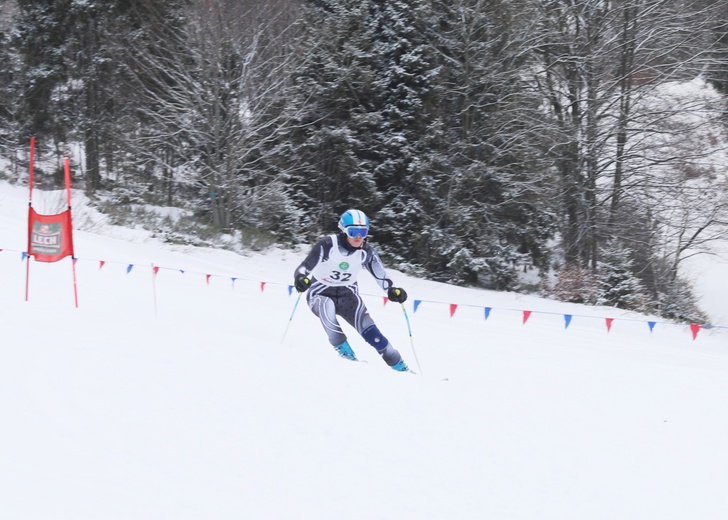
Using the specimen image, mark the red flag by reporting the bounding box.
[383,297,389,306]
[605,317,614,332]
[690,323,701,340]
[523,310,532,324]
[260,281,266,292]
[99,260,105,269]
[27,207,74,262]
[206,274,211,284]
[153,266,160,276]
[449,303,457,317]
[25,154,79,307]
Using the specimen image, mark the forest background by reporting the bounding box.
[1,0,727,322]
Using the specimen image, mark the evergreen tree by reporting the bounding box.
[421,0,556,287]
[284,0,440,250]
[361,0,440,267]
[13,0,73,150]
[288,0,555,285]
[284,0,383,236]
[596,240,647,310]
[13,0,189,192]
[0,4,21,158]
[655,275,707,324]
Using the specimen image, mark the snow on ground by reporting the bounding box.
[1,179,728,520]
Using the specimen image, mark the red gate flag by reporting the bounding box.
[24,145,79,307]
[27,207,74,262]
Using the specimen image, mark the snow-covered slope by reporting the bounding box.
[1,179,727,520]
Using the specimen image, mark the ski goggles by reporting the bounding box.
[344,226,369,239]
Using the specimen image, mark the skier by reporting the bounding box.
[293,209,411,372]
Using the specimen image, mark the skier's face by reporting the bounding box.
[343,225,368,248]
[346,235,365,248]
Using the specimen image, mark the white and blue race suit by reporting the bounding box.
[294,233,403,366]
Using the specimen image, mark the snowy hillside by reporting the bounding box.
[1,179,728,520]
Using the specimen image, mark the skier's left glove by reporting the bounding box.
[294,273,311,293]
[387,286,407,303]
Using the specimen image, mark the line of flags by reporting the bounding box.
[2,247,725,340]
[406,298,713,339]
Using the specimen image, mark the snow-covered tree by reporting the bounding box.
[596,240,647,310]
[528,0,726,270]
[12,0,190,191]
[127,0,303,235]
[419,0,556,287]
[0,2,21,160]
[361,0,441,267]
[281,0,383,235]
[285,0,440,254]
[654,273,707,323]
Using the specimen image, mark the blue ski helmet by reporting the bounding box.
[338,209,370,233]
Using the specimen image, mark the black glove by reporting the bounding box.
[294,273,311,293]
[387,286,407,303]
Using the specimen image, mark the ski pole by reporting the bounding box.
[400,303,423,374]
[281,291,303,343]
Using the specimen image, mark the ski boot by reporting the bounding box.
[391,359,411,372]
[334,341,358,361]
